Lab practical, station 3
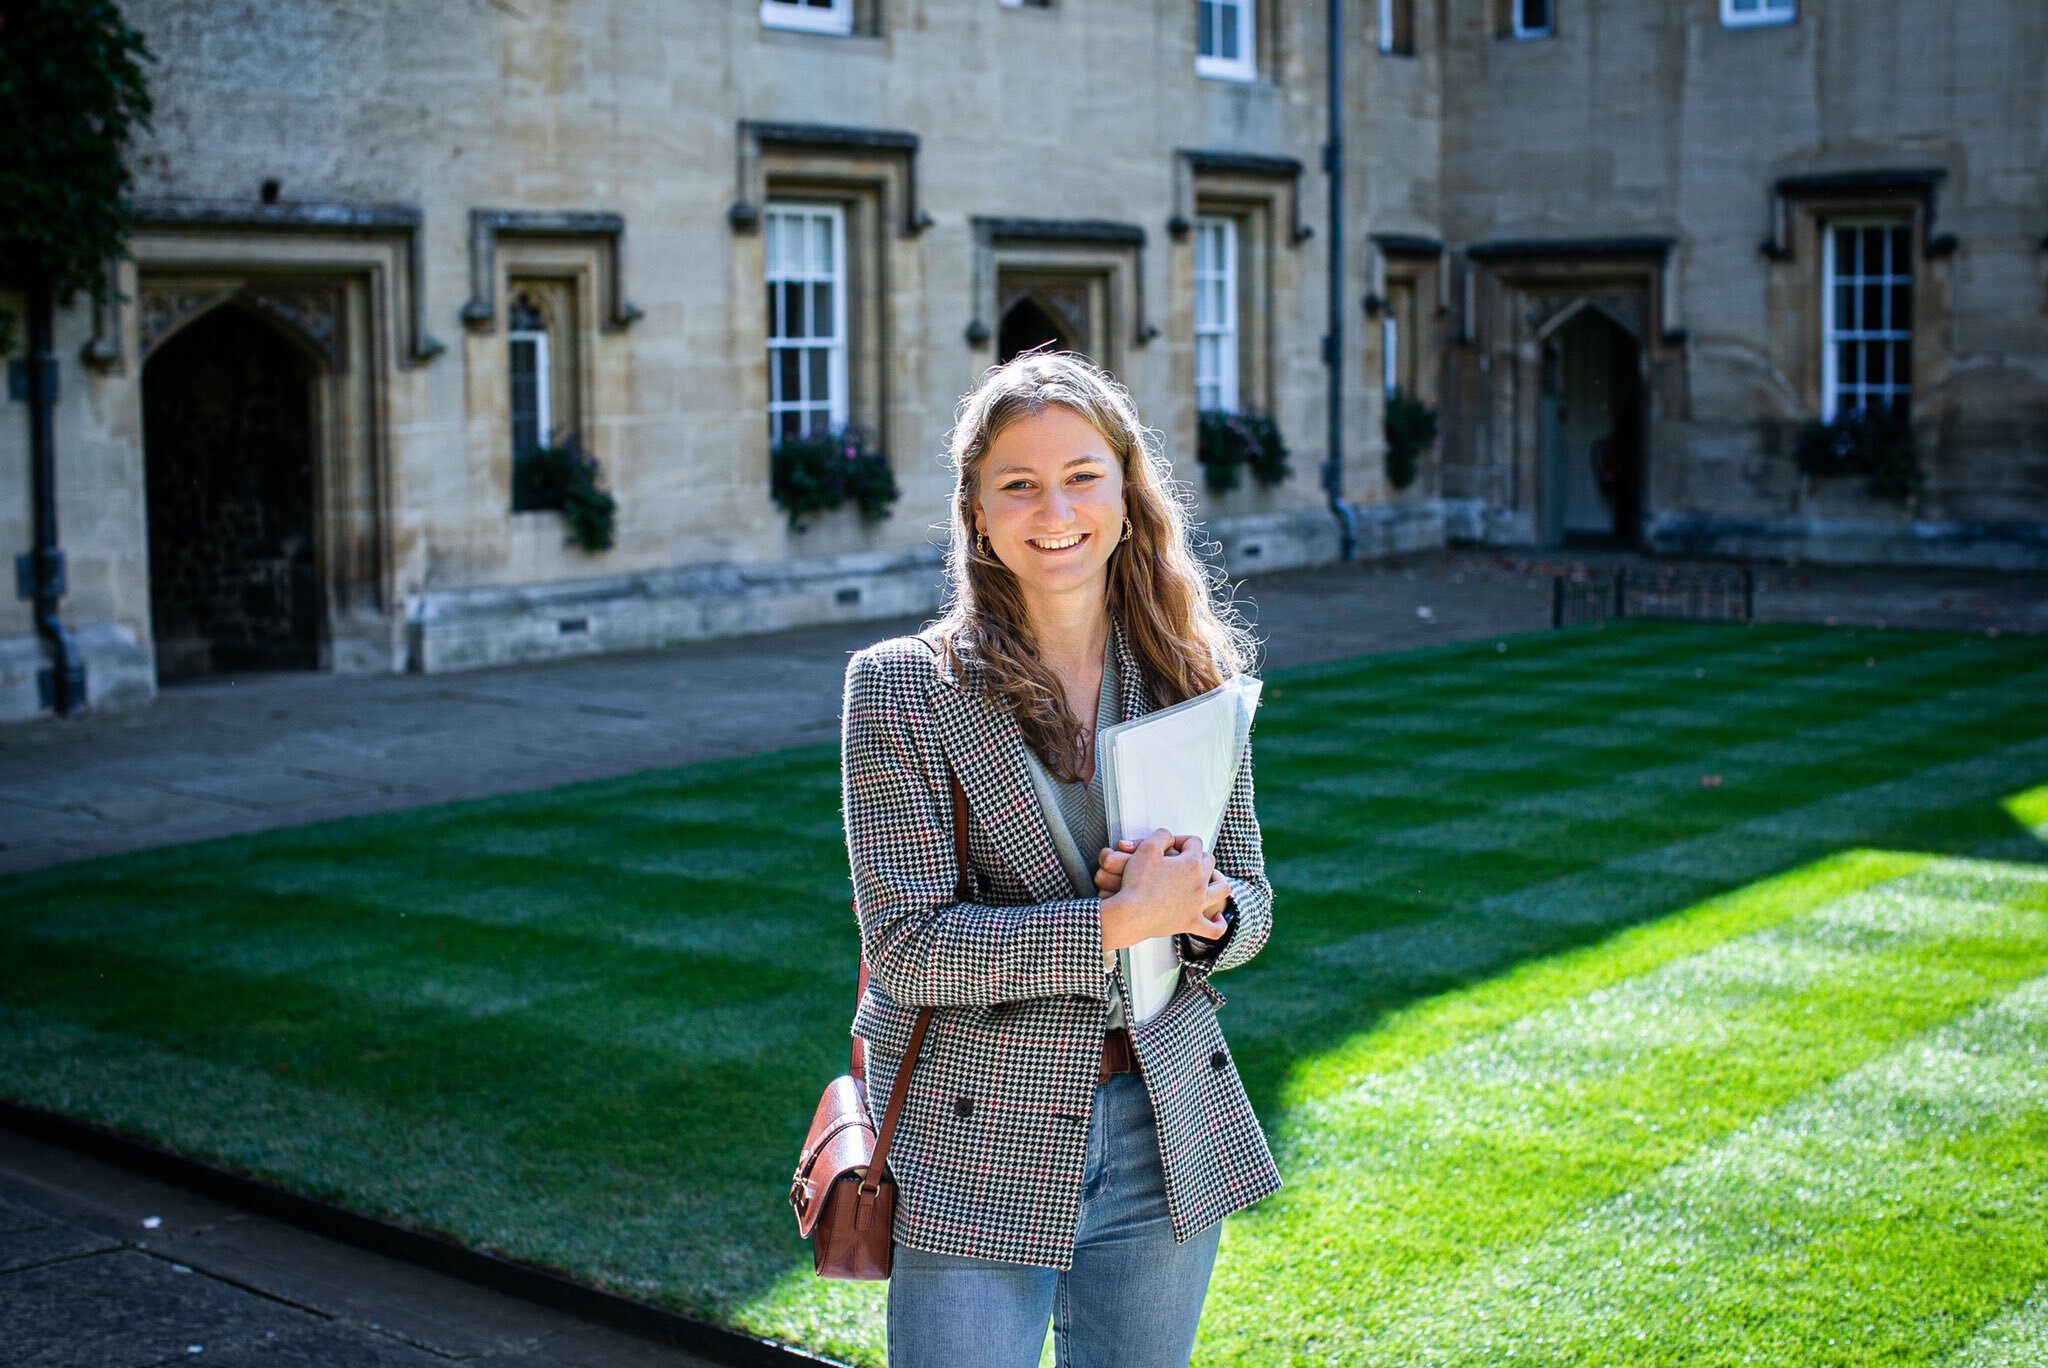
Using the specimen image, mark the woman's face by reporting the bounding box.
[973,405,1127,621]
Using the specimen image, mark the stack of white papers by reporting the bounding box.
[1098,673,1262,1024]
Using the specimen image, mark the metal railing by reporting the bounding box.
[1553,566,1756,629]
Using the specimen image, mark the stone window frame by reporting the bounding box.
[1721,0,1795,28]
[1759,170,1954,424]
[730,122,924,480]
[761,0,853,37]
[1170,151,1310,419]
[1195,0,1257,82]
[477,235,604,517]
[1367,234,1445,406]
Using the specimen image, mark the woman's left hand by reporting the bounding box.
[1098,838,1232,931]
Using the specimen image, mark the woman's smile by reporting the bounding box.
[1027,531,1089,553]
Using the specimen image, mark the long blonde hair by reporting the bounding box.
[927,352,1257,782]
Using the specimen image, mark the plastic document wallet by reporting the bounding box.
[1098,673,1262,1024]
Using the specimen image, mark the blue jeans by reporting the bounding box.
[887,1072,1223,1368]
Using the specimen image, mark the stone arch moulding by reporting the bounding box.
[138,287,344,371]
[1530,295,1644,349]
[966,217,1154,355]
[727,120,931,238]
[1463,236,1684,350]
[1168,149,1313,246]
[88,198,444,373]
[461,210,642,333]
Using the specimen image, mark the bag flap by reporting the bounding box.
[791,1074,877,1238]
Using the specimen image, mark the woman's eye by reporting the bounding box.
[1071,473,1099,484]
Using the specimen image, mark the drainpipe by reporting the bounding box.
[1322,0,1358,561]
[18,280,87,715]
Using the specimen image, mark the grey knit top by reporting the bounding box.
[1017,630,1129,1030]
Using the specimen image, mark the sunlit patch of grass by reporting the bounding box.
[2,622,2046,1365]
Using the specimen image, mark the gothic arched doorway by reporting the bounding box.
[1538,304,1644,548]
[998,295,1072,364]
[142,304,322,680]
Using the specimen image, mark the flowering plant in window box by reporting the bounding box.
[1795,406,1922,503]
[512,433,618,552]
[771,424,899,531]
[1196,409,1291,494]
[1383,388,1439,492]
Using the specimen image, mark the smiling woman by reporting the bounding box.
[836,351,1274,1367]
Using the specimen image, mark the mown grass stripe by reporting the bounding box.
[1197,855,2048,1364]
[1362,964,2048,1366]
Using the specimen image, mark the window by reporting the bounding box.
[1512,0,1551,38]
[765,203,849,440]
[1381,313,1399,399]
[1821,221,1912,421]
[1194,216,1239,412]
[1722,0,1794,27]
[761,0,852,35]
[1378,0,1414,54]
[508,290,551,462]
[1196,0,1256,81]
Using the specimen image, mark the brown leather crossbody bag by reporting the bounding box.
[788,769,967,1280]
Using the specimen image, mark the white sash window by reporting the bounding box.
[1196,0,1255,81]
[1821,221,1912,421]
[765,203,850,440]
[1194,216,1239,413]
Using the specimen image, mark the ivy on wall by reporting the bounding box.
[0,0,155,353]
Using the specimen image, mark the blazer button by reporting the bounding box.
[1209,1050,1228,1071]
[954,1096,975,1119]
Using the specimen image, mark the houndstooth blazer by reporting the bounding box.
[839,615,1282,1271]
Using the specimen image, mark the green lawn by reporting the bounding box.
[4,621,2046,1366]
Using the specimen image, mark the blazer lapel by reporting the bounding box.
[928,669,1074,904]
[1110,614,1152,726]
[927,616,1155,904]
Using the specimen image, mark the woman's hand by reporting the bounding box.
[1098,838,1232,917]
[1099,829,1232,953]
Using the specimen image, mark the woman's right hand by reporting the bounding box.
[1099,828,1229,953]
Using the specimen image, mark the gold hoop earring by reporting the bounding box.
[1119,516,1132,545]
[975,531,990,558]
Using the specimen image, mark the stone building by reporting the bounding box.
[3,0,2043,723]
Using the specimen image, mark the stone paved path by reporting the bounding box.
[0,1129,725,1368]
[5,549,2042,877]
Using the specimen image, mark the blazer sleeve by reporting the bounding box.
[841,643,1110,1009]
[1171,734,1272,986]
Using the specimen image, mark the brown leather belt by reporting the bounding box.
[1097,1028,1138,1085]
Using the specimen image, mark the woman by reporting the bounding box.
[839,352,1280,1368]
